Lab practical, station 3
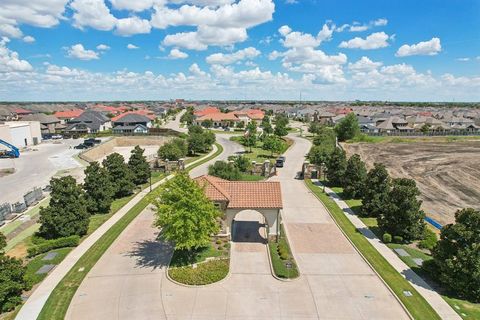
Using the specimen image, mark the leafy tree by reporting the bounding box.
[308,122,323,135]
[242,133,257,152]
[307,145,330,166]
[128,146,151,185]
[378,178,425,242]
[420,123,431,134]
[430,208,480,302]
[360,163,390,218]
[83,162,114,214]
[229,155,251,172]
[155,172,220,250]
[335,113,359,141]
[262,135,284,156]
[188,124,204,135]
[261,115,270,128]
[325,148,347,186]
[0,233,29,313]
[188,133,207,155]
[274,123,288,137]
[202,119,213,128]
[312,126,336,147]
[158,138,188,161]
[180,108,194,125]
[236,120,245,129]
[275,114,289,127]
[262,121,273,135]
[39,176,89,239]
[343,154,367,199]
[103,153,135,198]
[208,161,241,180]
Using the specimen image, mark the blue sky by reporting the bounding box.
[0,0,479,101]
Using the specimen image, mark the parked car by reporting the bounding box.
[275,157,285,168]
[278,156,286,163]
[51,134,63,140]
[74,143,88,149]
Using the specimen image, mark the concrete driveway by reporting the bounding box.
[66,133,410,320]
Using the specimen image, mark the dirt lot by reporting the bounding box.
[344,140,480,225]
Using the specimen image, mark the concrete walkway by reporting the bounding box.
[15,144,218,320]
[312,181,461,320]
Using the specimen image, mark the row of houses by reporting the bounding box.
[193,107,264,127]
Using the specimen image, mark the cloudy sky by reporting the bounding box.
[0,0,479,101]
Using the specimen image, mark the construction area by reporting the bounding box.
[344,139,480,225]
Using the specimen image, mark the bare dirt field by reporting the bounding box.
[344,140,480,225]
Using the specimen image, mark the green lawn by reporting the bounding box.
[230,136,291,164]
[239,173,265,181]
[168,259,229,286]
[36,143,223,320]
[268,227,299,279]
[305,180,441,320]
[5,224,40,252]
[169,243,226,267]
[347,134,480,144]
[24,248,73,287]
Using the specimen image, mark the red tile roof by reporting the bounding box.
[196,112,239,122]
[54,109,84,119]
[111,110,156,121]
[14,108,32,115]
[194,175,283,209]
[194,106,220,116]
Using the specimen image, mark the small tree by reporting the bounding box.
[229,155,251,172]
[431,208,480,302]
[103,153,135,198]
[420,123,431,134]
[325,148,347,186]
[361,163,390,217]
[39,176,89,239]
[158,138,188,161]
[237,120,245,129]
[343,154,367,199]
[155,172,220,250]
[208,161,241,180]
[0,233,29,313]
[335,113,359,141]
[312,126,336,147]
[128,145,151,185]
[378,178,425,242]
[262,135,284,156]
[202,119,213,128]
[83,162,114,214]
[308,122,322,135]
[274,123,288,137]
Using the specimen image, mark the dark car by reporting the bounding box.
[74,143,88,149]
[275,158,285,168]
[278,156,286,163]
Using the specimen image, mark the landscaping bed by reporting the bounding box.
[230,136,291,164]
[268,228,299,279]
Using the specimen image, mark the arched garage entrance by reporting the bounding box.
[194,175,283,240]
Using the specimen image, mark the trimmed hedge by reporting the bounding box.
[27,236,80,257]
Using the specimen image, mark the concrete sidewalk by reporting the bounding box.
[312,180,461,320]
[15,145,218,320]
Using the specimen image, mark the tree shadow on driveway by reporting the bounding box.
[125,236,174,270]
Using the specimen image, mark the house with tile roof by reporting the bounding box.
[194,175,283,237]
[65,110,111,134]
[21,113,64,134]
[112,113,152,134]
[54,109,84,122]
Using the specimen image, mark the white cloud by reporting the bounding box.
[127,44,139,49]
[206,46,260,64]
[66,44,99,60]
[278,25,292,36]
[115,16,151,36]
[0,37,33,72]
[336,18,388,33]
[23,36,35,43]
[278,23,334,48]
[456,57,470,62]
[339,32,391,50]
[168,48,189,59]
[373,18,388,26]
[349,25,368,32]
[348,56,382,72]
[395,37,441,57]
[46,64,82,76]
[109,0,155,11]
[0,24,23,38]
[96,44,110,50]
[71,0,117,31]
[163,26,247,50]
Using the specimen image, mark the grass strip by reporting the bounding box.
[37,143,223,320]
[268,234,299,279]
[305,179,441,320]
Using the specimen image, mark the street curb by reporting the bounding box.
[265,234,301,282]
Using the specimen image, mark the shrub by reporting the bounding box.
[393,235,404,244]
[418,228,438,251]
[382,233,392,243]
[277,243,289,260]
[27,235,80,257]
[215,239,222,245]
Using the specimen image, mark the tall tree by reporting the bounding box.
[0,233,29,312]
[154,172,220,250]
[274,123,288,137]
[208,161,241,180]
[378,178,426,242]
[335,113,359,141]
[343,154,367,199]
[360,163,390,217]
[262,135,284,156]
[83,162,114,214]
[158,138,188,161]
[103,153,135,198]
[431,208,480,302]
[128,145,151,185]
[325,148,347,186]
[39,176,89,239]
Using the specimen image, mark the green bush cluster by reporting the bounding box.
[277,242,289,260]
[418,228,438,250]
[27,235,80,257]
[382,233,392,243]
[168,259,229,285]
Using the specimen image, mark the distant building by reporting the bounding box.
[65,110,111,134]
[21,114,64,134]
[112,114,152,134]
[54,109,84,123]
[0,121,42,148]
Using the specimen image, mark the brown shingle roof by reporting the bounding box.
[194,175,282,209]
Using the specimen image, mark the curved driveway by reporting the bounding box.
[66,131,409,320]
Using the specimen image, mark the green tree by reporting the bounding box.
[430,208,480,302]
[312,126,336,147]
[262,135,284,156]
[275,114,289,127]
[155,172,220,250]
[103,153,135,198]
[158,138,188,161]
[343,154,367,199]
[274,123,288,137]
[202,119,213,128]
[128,145,151,185]
[335,113,359,141]
[262,121,273,135]
[308,122,323,135]
[180,108,194,125]
[39,176,89,239]
[236,120,245,129]
[0,233,29,312]
[208,161,241,180]
[420,123,431,134]
[83,162,114,214]
[378,178,426,242]
[261,115,270,128]
[229,155,251,172]
[325,148,347,186]
[187,133,207,155]
[188,124,204,135]
[360,163,390,218]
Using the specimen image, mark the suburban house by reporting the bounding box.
[375,116,410,133]
[194,175,283,237]
[21,113,64,135]
[54,109,84,123]
[193,108,265,127]
[357,116,378,133]
[112,113,152,134]
[64,110,111,134]
[313,111,335,125]
[0,109,15,121]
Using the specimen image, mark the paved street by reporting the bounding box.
[66,132,410,320]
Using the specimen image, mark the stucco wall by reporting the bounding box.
[225,208,281,236]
